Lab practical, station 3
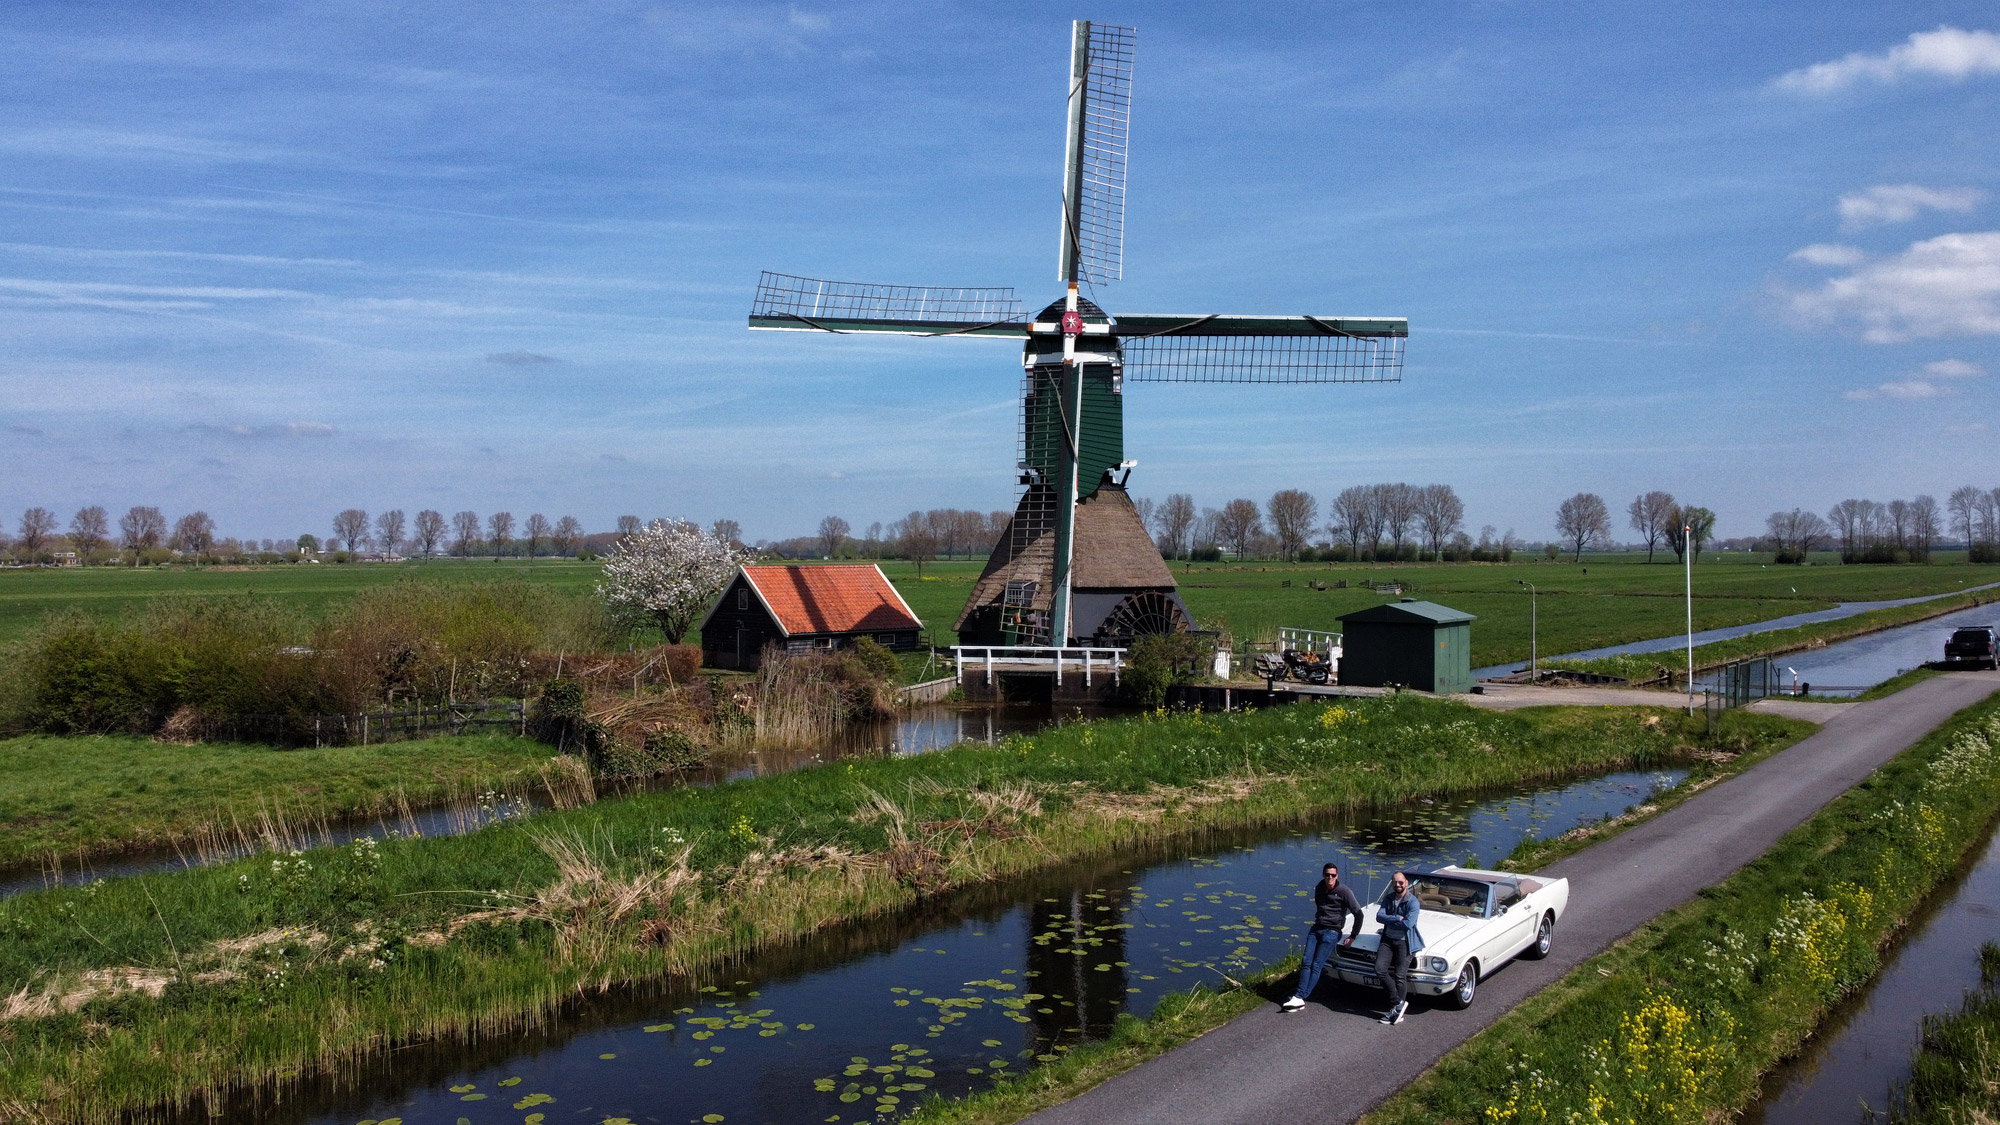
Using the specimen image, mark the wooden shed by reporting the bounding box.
[699,564,924,671]
[1336,599,1476,693]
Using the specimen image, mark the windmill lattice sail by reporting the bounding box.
[1063,22,1136,286]
[749,272,1026,334]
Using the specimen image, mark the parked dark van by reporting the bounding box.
[1944,626,2000,670]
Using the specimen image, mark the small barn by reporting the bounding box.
[700,564,925,671]
[1337,599,1475,693]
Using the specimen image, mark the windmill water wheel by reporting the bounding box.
[1097,590,1190,645]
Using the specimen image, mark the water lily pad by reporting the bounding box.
[498,1077,522,1087]
[599,1053,616,1059]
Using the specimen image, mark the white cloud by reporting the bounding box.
[1788,231,2000,342]
[1924,358,1985,377]
[1791,243,1868,267]
[1775,26,2000,94]
[1845,380,1942,400]
[1839,185,1984,230]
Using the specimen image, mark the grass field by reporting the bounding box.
[0,733,557,869]
[5,553,1998,671]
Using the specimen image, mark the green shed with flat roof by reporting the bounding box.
[1337,599,1476,693]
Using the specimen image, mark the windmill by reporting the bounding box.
[749,21,1406,650]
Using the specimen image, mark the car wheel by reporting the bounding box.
[1443,961,1478,1010]
[1522,912,1554,960]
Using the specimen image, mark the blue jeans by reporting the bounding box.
[1293,926,1343,1001]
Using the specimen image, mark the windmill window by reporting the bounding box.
[877,633,897,645]
[737,588,748,610]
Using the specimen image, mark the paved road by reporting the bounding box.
[1025,670,2000,1125]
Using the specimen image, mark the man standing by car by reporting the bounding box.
[1374,870,1425,1025]
[1280,862,1363,1011]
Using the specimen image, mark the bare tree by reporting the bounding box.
[523,513,551,558]
[332,508,370,554]
[1266,489,1317,561]
[120,505,167,552]
[616,514,641,537]
[451,510,482,557]
[1555,492,1611,560]
[1329,486,1371,557]
[1886,499,1911,556]
[414,509,447,557]
[1664,503,1717,562]
[1909,495,1941,563]
[1765,508,1829,563]
[552,515,583,556]
[711,518,742,548]
[818,515,851,558]
[1380,483,1420,558]
[1627,491,1676,563]
[1416,484,1465,561]
[69,506,109,558]
[375,509,406,557]
[1154,493,1196,559]
[1215,498,1263,558]
[16,507,57,556]
[1131,495,1157,540]
[487,511,514,558]
[894,510,938,576]
[1948,486,1982,547]
[171,511,216,558]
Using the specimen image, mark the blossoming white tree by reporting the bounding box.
[597,518,748,643]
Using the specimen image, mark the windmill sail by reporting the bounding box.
[1113,314,1407,383]
[748,272,1028,336]
[1059,22,1136,285]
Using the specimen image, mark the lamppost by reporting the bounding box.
[1516,579,1537,683]
[1684,521,1695,715]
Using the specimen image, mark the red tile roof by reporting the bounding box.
[740,564,923,636]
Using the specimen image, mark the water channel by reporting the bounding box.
[1470,580,2000,681]
[0,704,1109,900]
[1744,815,2000,1124]
[168,766,1684,1125]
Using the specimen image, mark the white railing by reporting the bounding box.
[951,646,1127,688]
[1278,627,1342,657]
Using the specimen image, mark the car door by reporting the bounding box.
[1487,882,1536,962]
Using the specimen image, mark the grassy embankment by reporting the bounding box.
[0,695,1806,1124]
[8,553,2000,665]
[1359,692,2000,1124]
[1885,941,2000,1123]
[0,733,556,870]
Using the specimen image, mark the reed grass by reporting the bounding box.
[1885,940,2000,1123]
[0,695,1806,1124]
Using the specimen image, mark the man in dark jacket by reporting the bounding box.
[1374,870,1425,1025]
[1280,862,1363,1011]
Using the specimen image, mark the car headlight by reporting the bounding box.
[1424,956,1450,973]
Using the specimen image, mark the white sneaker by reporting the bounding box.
[1388,1002,1407,1025]
[1280,997,1306,1011]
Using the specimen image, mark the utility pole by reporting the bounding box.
[1684,521,1694,715]
[1516,579,1537,683]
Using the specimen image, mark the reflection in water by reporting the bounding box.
[177,767,1683,1125]
[1743,818,2000,1124]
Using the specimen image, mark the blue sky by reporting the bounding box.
[3,2,1998,545]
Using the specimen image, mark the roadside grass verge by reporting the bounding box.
[1555,586,2000,683]
[1360,693,2000,1125]
[0,733,557,870]
[0,696,1805,1124]
[1887,940,2000,1123]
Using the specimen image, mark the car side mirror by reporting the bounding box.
[1498,904,1510,915]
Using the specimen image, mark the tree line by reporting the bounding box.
[1140,484,1484,562]
[1764,486,2000,564]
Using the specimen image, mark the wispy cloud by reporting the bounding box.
[1787,231,2000,341]
[1775,26,2000,94]
[486,351,559,367]
[1925,358,1985,377]
[185,421,336,439]
[1839,184,1984,229]
[1845,379,1942,400]
[1790,243,1867,267]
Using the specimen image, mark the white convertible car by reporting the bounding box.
[1330,866,1569,1010]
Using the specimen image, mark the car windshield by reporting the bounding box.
[1409,876,1491,918]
